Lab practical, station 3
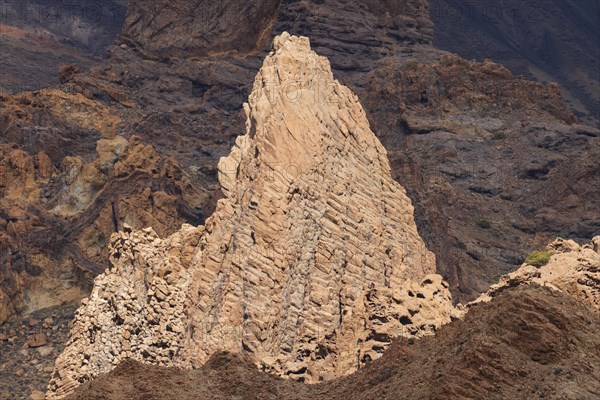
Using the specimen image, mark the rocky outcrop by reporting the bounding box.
[3,0,597,324]
[65,286,600,400]
[74,0,599,305]
[0,89,209,325]
[47,33,457,398]
[472,236,600,309]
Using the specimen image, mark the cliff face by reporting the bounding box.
[106,0,600,303]
[0,1,598,398]
[121,0,280,57]
[47,33,457,398]
[121,0,432,58]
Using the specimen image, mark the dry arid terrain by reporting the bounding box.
[0,1,599,399]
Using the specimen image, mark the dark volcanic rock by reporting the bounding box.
[0,25,95,93]
[430,0,600,127]
[0,304,76,400]
[121,0,280,57]
[0,0,128,93]
[0,0,127,55]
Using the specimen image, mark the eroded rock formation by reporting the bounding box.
[0,89,208,325]
[3,0,598,330]
[472,236,600,309]
[64,285,600,400]
[47,33,457,398]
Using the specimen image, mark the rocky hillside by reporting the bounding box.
[98,0,600,302]
[0,88,210,326]
[431,0,600,127]
[2,1,598,331]
[47,33,458,398]
[0,1,128,92]
[0,1,598,398]
[0,0,127,55]
[66,285,600,400]
[0,24,95,93]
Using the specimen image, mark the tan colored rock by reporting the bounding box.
[47,33,455,398]
[30,390,45,400]
[37,345,54,357]
[25,333,48,348]
[471,236,600,309]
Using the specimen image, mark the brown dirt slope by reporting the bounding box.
[68,286,600,400]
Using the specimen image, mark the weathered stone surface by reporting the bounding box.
[0,90,209,324]
[65,286,600,400]
[3,0,598,326]
[47,33,456,398]
[471,236,600,310]
[25,333,48,348]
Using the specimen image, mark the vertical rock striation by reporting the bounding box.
[47,33,456,398]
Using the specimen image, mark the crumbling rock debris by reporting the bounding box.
[47,33,458,399]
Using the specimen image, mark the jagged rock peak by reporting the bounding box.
[47,33,456,399]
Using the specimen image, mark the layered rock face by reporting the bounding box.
[3,0,597,328]
[47,33,456,398]
[121,0,433,58]
[121,0,280,57]
[83,0,599,304]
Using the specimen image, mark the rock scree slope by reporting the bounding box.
[47,33,457,399]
